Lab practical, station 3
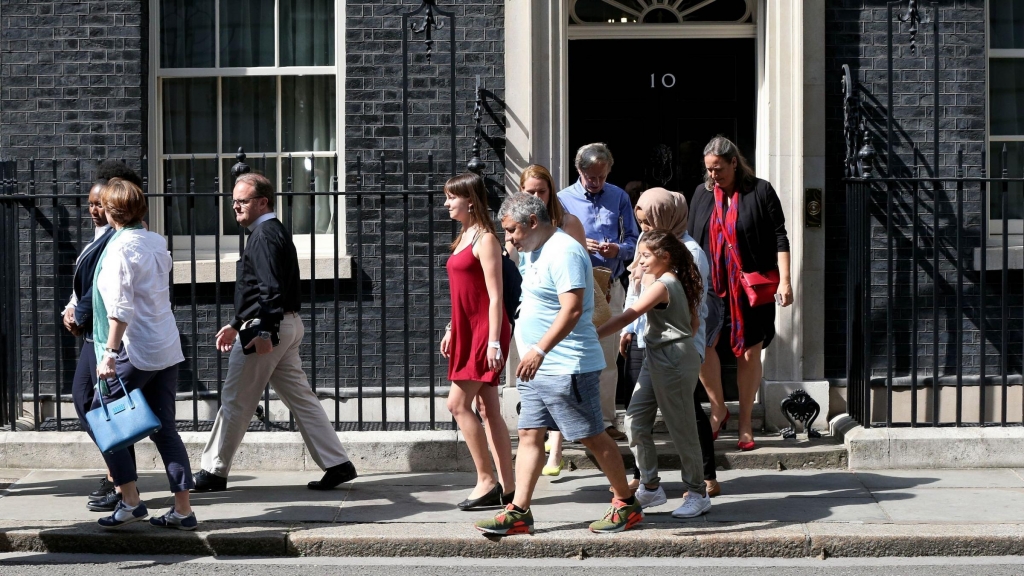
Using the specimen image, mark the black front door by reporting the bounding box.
[567,37,756,204]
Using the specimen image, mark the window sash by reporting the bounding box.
[986,0,1024,243]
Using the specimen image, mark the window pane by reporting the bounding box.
[282,76,336,152]
[165,159,219,236]
[161,0,215,68]
[163,79,217,154]
[991,0,1024,49]
[222,77,277,153]
[220,0,275,67]
[280,0,335,66]
[222,157,278,237]
[991,60,1024,136]
[281,156,337,234]
[990,142,1024,220]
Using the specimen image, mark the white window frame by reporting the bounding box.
[985,0,1024,244]
[147,0,349,282]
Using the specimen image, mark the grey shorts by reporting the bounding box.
[516,370,605,442]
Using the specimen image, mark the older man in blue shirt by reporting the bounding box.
[559,143,639,439]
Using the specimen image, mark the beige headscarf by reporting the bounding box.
[629,187,690,274]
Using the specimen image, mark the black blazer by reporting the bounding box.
[71,226,116,331]
[231,218,301,334]
[688,178,790,274]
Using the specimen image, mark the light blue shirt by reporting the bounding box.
[683,232,710,362]
[558,179,640,280]
[515,229,606,376]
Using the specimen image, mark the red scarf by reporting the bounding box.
[709,185,746,357]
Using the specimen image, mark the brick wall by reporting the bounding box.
[825,0,1023,382]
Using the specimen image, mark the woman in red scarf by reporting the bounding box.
[687,136,793,451]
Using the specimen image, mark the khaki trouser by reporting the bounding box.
[599,279,625,428]
[200,314,350,476]
[625,339,705,494]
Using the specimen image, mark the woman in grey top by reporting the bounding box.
[598,229,710,519]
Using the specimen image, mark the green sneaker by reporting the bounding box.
[475,503,535,535]
[589,498,644,533]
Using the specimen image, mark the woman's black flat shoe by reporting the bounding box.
[456,483,503,511]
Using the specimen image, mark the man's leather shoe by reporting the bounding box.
[605,426,628,442]
[308,461,357,490]
[90,477,115,500]
[87,489,122,512]
[705,479,721,498]
[192,469,228,493]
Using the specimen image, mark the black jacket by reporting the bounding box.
[71,227,116,331]
[688,178,790,274]
[231,218,301,334]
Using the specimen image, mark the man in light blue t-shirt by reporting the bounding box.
[474,193,643,536]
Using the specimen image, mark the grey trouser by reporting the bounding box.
[599,279,626,427]
[201,314,350,476]
[624,339,705,494]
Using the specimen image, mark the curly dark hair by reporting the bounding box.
[639,229,703,319]
[95,159,143,188]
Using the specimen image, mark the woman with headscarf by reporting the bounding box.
[618,188,720,501]
[688,136,792,452]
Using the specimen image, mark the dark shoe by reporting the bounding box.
[457,483,503,511]
[150,508,198,531]
[98,500,148,528]
[308,461,357,490]
[87,489,122,512]
[192,469,228,493]
[605,426,628,442]
[90,477,115,499]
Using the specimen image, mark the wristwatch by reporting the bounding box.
[258,331,272,341]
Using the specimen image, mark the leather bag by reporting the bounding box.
[740,269,781,308]
[86,378,162,454]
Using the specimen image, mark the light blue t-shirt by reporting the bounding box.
[515,229,606,376]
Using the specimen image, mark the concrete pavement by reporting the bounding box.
[1,467,1023,558]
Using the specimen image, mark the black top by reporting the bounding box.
[71,227,116,332]
[688,178,790,274]
[231,217,301,334]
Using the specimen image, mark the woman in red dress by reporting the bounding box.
[441,173,514,510]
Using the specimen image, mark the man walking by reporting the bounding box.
[475,193,641,535]
[192,173,356,492]
[558,143,639,440]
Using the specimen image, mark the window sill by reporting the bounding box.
[972,245,1024,271]
[171,253,353,284]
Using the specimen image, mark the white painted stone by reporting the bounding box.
[763,380,830,433]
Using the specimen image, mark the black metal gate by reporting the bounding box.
[842,2,1024,428]
[0,0,502,433]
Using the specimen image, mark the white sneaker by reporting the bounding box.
[635,483,668,508]
[671,490,711,518]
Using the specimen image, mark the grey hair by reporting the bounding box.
[235,172,275,203]
[575,142,615,171]
[703,135,756,192]
[498,192,551,226]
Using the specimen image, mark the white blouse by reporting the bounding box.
[96,228,184,371]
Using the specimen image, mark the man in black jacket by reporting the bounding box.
[193,173,356,492]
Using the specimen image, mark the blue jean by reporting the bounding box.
[516,370,605,442]
[93,349,192,493]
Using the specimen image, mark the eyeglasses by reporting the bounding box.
[231,196,262,207]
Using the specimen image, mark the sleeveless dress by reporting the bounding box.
[447,234,511,385]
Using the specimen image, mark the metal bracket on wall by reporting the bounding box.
[805,188,822,228]
[780,389,821,440]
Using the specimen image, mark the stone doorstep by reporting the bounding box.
[0,521,1023,558]
[830,413,1024,469]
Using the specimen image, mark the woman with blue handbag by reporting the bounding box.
[91,177,196,530]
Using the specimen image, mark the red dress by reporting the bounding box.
[446,242,511,385]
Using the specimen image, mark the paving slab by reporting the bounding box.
[855,468,1024,490]
[872,487,1024,523]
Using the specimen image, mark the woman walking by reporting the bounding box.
[441,173,515,510]
[688,136,792,451]
[92,177,196,529]
[598,230,710,518]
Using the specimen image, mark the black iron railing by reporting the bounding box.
[0,150,480,433]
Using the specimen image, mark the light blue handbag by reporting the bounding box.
[86,379,162,454]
